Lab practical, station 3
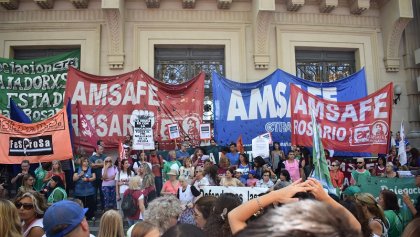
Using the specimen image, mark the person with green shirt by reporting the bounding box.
[379,189,408,237]
[34,163,48,192]
[163,150,182,180]
[47,175,68,204]
[351,158,371,186]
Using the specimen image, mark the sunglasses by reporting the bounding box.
[195,170,203,173]
[357,162,363,164]
[105,160,112,163]
[332,164,339,167]
[15,202,34,210]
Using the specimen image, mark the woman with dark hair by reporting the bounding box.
[203,193,242,237]
[204,165,219,186]
[355,193,388,237]
[46,176,67,204]
[271,142,284,171]
[162,223,204,237]
[379,190,404,237]
[374,156,387,177]
[283,151,301,182]
[116,159,134,213]
[408,147,420,170]
[237,153,250,183]
[253,156,266,179]
[194,196,217,229]
[220,168,244,187]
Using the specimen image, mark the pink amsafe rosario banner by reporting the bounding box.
[64,67,205,150]
[290,83,393,154]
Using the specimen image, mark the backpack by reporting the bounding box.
[121,190,139,217]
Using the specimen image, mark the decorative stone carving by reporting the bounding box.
[319,0,337,13]
[217,0,232,9]
[102,0,125,69]
[182,0,195,9]
[0,0,19,10]
[382,0,413,72]
[34,0,54,9]
[253,0,275,70]
[70,0,88,9]
[145,0,160,8]
[349,0,370,15]
[286,0,304,11]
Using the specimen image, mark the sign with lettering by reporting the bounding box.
[200,186,268,203]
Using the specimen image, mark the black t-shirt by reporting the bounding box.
[15,170,35,190]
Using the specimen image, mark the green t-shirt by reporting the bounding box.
[162,160,182,180]
[384,210,403,237]
[47,187,67,204]
[351,169,371,185]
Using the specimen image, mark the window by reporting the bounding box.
[154,46,225,123]
[12,47,79,60]
[295,50,356,82]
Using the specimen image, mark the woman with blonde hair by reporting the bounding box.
[179,157,195,183]
[18,173,36,195]
[142,163,157,201]
[97,209,124,237]
[355,193,389,237]
[15,191,48,237]
[43,160,66,188]
[0,199,22,237]
[123,176,146,226]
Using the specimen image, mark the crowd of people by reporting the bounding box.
[0,134,419,237]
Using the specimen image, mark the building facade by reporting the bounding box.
[1,0,420,148]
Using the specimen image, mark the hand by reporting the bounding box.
[82,177,88,182]
[18,173,23,177]
[402,191,412,205]
[187,202,194,208]
[305,178,330,202]
[272,179,314,204]
[79,171,85,176]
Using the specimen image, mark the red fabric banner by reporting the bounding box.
[77,101,99,149]
[290,83,393,154]
[64,67,205,150]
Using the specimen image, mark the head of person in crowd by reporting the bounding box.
[354,193,387,235]
[136,163,145,176]
[342,186,361,201]
[21,173,35,190]
[238,153,249,165]
[181,142,189,152]
[127,221,159,237]
[162,223,204,237]
[385,162,397,175]
[226,168,235,179]
[340,199,369,236]
[248,170,257,180]
[273,142,281,151]
[15,191,48,224]
[97,209,124,237]
[50,160,63,173]
[97,139,105,147]
[167,169,179,182]
[204,160,213,169]
[279,170,291,182]
[253,156,265,168]
[356,158,365,169]
[129,175,142,190]
[204,165,219,185]
[389,146,397,156]
[235,200,362,237]
[194,196,217,229]
[330,160,340,171]
[287,150,295,161]
[194,147,205,158]
[142,164,155,189]
[221,146,230,155]
[377,156,386,167]
[144,195,182,234]
[378,189,399,212]
[203,193,242,237]
[169,150,177,161]
[50,175,65,189]
[402,218,420,237]
[229,142,237,153]
[80,156,89,168]
[234,170,243,180]
[139,151,148,162]
[96,144,104,155]
[0,199,22,237]
[261,170,271,182]
[184,157,193,168]
[195,166,205,179]
[178,176,189,189]
[21,160,30,172]
[120,159,133,176]
[125,135,132,144]
[210,138,217,146]
[219,156,231,169]
[43,200,90,237]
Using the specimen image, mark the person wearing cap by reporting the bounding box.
[161,169,180,196]
[350,158,371,186]
[246,170,258,187]
[342,186,361,201]
[43,200,92,237]
[162,150,182,180]
[402,169,420,217]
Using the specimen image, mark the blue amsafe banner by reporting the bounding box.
[212,68,367,156]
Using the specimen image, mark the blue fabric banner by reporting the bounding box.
[10,98,32,124]
[212,68,368,157]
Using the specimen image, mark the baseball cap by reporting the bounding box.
[43,200,88,237]
[343,186,361,196]
[249,170,256,176]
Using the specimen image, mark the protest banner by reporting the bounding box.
[199,123,211,140]
[133,116,155,150]
[65,67,205,149]
[200,186,268,203]
[0,107,73,164]
[359,176,419,207]
[290,83,393,154]
[0,50,80,122]
[212,68,368,156]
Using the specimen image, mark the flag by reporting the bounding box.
[9,99,31,124]
[76,101,99,148]
[310,109,336,195]
[237,135,244,153]
[398,121,407,166]
[118,142,126,162]
[66,98,75,154]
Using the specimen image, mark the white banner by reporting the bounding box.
[133,117,155,150]
[199,186,268,203]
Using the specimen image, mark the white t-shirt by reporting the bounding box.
[138,194,144,220]
[133,161,152,171]
[194,176,210,190]
[115,171,134,194]
[23,218,43,237]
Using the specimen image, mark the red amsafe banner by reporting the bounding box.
[290,83,393,154]
[64,67,205,150]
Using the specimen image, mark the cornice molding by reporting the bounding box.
[126,9,251,22]
[0,9,104,22]
[0,0,19,10]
